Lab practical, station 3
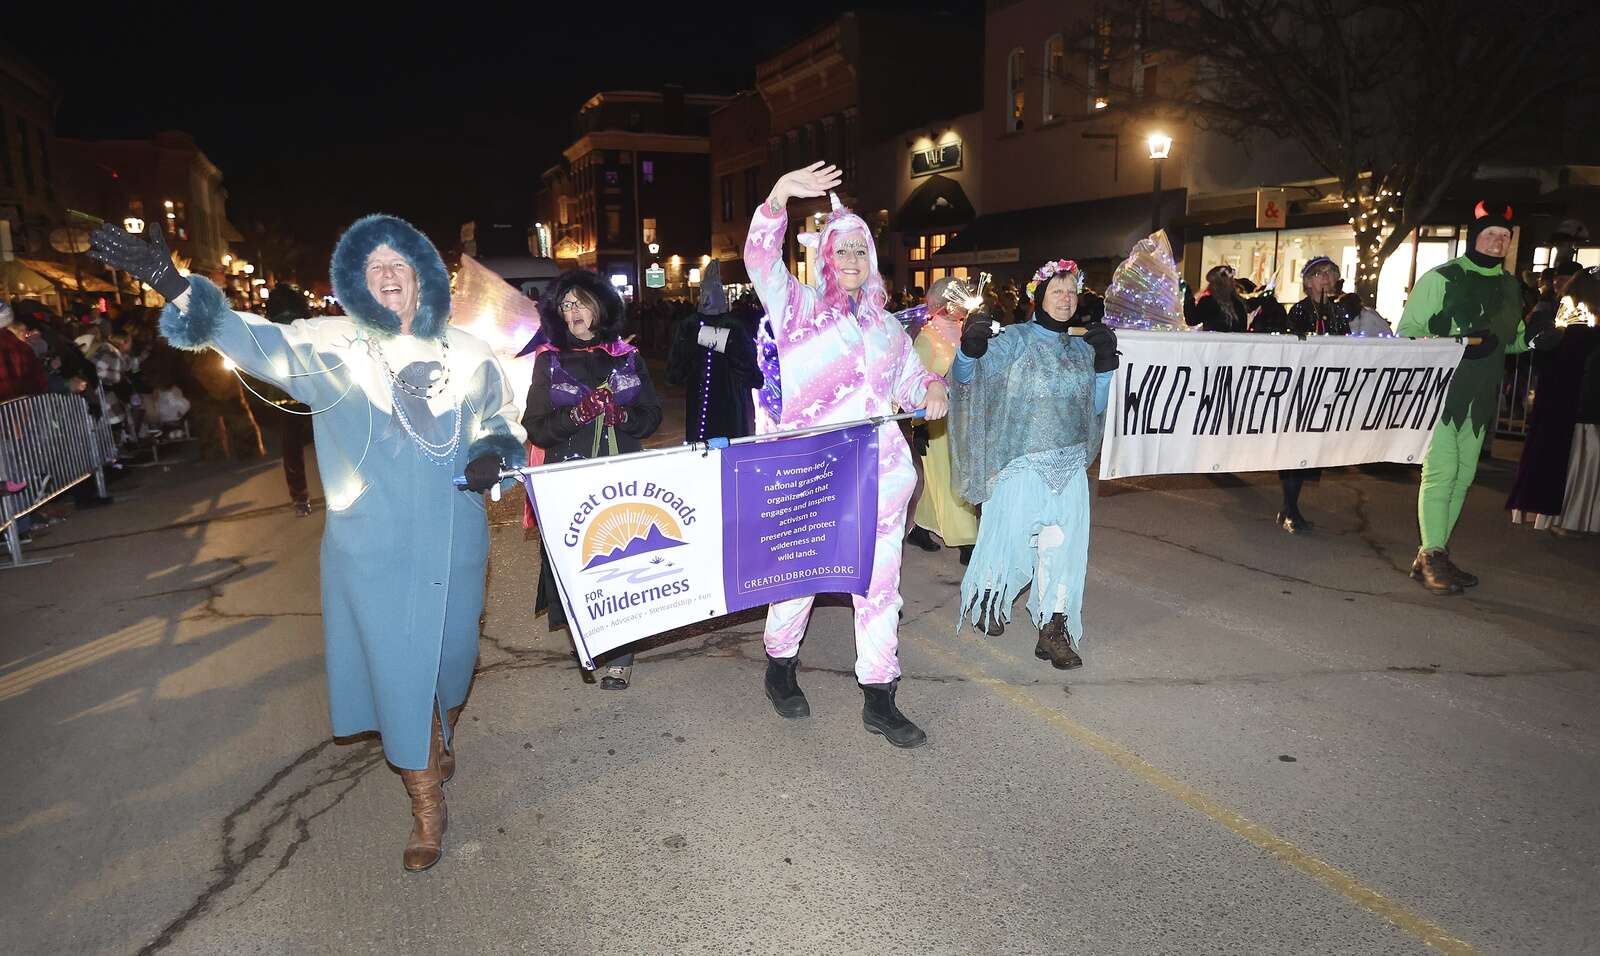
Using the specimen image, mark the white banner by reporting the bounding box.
[526,450,729,668]
[1098,331,1466,479]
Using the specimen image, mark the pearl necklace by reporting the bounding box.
[369,337,463,464]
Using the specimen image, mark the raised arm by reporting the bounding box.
[744,163,843,328]
[90,223,326,397]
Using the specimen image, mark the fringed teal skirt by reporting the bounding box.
[959,466,1091,646]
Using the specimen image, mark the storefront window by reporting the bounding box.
[1199,224,1458,320]
[1534,245,1600,272]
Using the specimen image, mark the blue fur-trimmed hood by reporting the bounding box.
[330,214,451,339]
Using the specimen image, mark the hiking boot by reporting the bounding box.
[1034,613,1083,669]
[860,681,927,748]
[1410,549,1462,595]
[1440,551,1478,588]
[763,655,810,719]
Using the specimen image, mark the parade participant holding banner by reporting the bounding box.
[88,215,527,873]
[521,270,662,689]
[950,259,1116,669]
[1397,201,1559,593]
[906,277,979,563]
[1266,256,1354,534]
[1185,265,1256,333]
[745,161,948,748]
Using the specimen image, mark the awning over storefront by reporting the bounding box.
[14,258,116,293]
[893,174,977,234]
[933,189,1188,270]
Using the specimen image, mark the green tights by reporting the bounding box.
[1417,421,1487,552]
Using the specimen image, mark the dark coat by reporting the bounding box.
[1186,291,1250,333]
[1507,324,1597,513]
[522,346,661,627]
[665,312,761,442]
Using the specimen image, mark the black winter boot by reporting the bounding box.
[764,655,810,719]
[860,681,927,749]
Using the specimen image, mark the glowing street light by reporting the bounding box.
[1147,131,1173,235]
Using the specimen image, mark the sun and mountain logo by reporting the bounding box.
[580,502,688,570]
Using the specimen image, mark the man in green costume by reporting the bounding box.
[1397,200,1556,593]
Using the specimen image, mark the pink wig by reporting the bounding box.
[807,200,887,317]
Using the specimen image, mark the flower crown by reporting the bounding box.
[1027,259,1084,299]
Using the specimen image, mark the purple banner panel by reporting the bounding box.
[720,423,880,611]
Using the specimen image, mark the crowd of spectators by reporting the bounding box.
[0,294,211,543]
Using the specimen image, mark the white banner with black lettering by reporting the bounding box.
[1098,331,1466,479]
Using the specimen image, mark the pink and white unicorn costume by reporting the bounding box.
[744,195,940,684]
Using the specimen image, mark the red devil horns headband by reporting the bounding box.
[1473,201,1513,221]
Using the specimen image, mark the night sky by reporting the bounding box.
[15,2,978,279]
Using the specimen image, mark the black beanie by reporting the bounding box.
[1466,200,1517,249]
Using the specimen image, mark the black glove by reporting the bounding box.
[960,310,998,358]
[87,223,190,301]
[461,453,504,493]
[1461,329,1499,360]
[1529,326,1565,351]
[1080,322,1120,373]
[910,423,929,457]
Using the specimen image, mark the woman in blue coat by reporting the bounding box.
[89,215,527,872]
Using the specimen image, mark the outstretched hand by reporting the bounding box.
[87,223,190,301]
[767,162,844,210]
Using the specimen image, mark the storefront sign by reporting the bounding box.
[645,263,666,289]
[970,247,1021,264]
[1256,189,1288,230]
[911,140,963,178]
[1099,331,1466,479]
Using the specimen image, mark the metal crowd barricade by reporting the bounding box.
[0,392,113,569]
[1495,353,1537,438]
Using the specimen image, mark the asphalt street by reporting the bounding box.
[3,397,1597,955]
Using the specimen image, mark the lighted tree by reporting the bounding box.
[1080,0,1595,300]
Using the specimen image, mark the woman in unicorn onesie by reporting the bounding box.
[744,161,948,749]
[950,259,1117,669]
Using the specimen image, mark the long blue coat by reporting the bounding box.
[160,216,526,769]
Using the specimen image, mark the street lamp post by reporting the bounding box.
[1147,131,1172,235]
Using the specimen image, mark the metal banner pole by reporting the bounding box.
[454,409,930,494]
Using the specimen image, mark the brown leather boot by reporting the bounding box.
[438,706,461,786]
[399,712,448,872]
[1034,613,1083,669]
[1440,551,1479,588]
[1410,549,1462,595]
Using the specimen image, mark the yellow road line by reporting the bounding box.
[916,636,1483,956]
